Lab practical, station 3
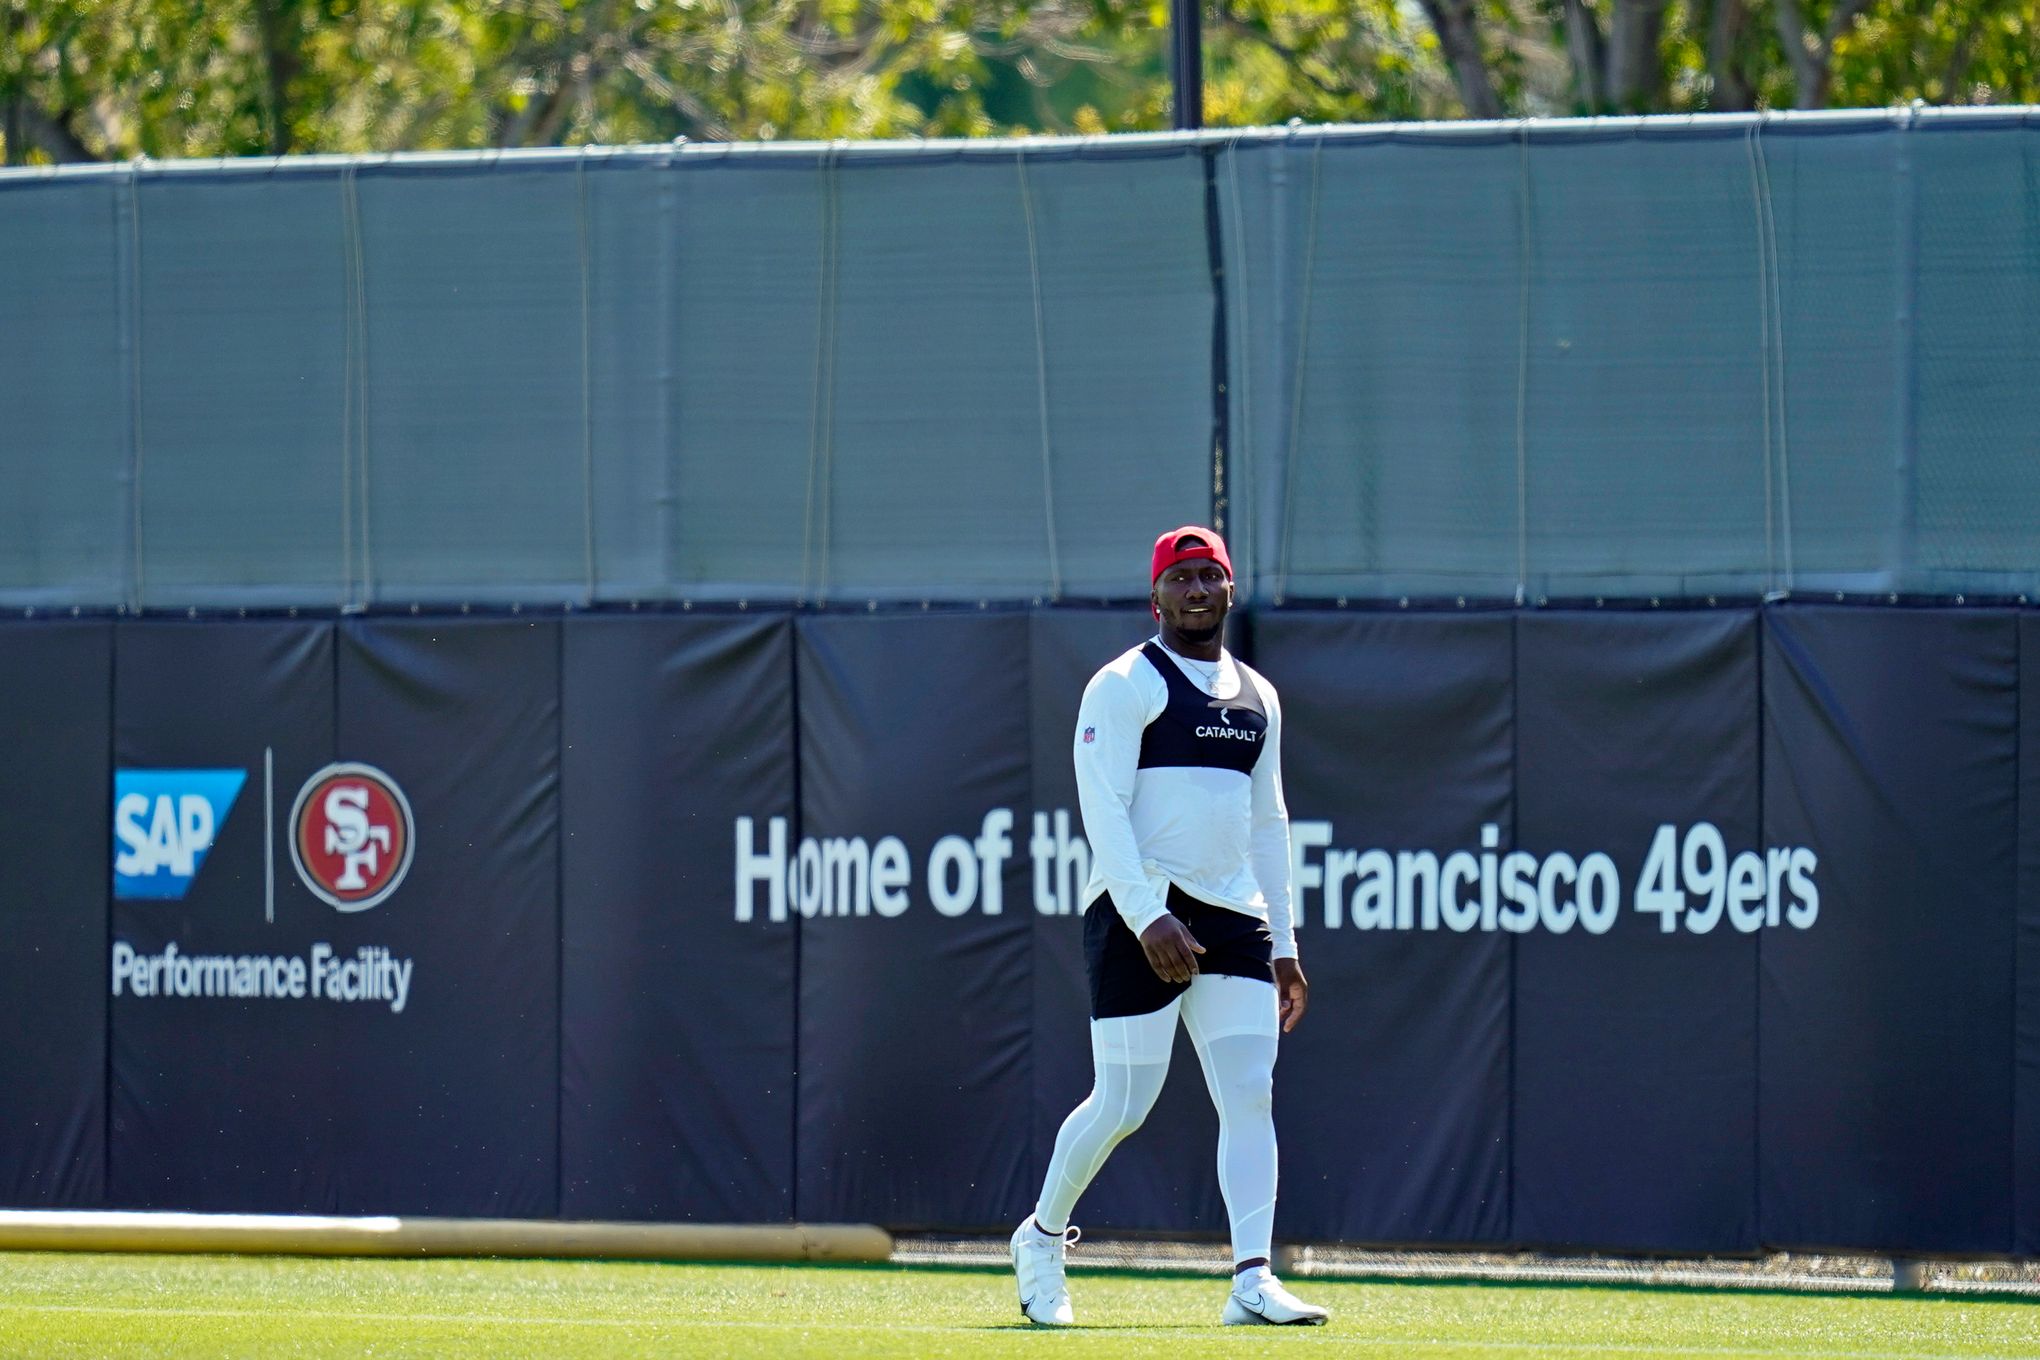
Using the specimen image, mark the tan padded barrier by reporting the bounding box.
[0,1212,892,1263]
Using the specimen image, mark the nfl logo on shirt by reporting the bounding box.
[1082,727,1096,744]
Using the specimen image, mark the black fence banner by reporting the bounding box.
[108,619,336,1209]
[1759,607,2018,1253]
[2018,611,2040,1257]
[560,614,796,1222]
[1253,611,1513,1245]
[1513,610,1759,1252]
[332,618,560,1216]
[0,622,110,1206]
[5,605,2036,1258]
[792,613,1034,1228]
[1025,609,1232,1237]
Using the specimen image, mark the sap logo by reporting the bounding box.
[113,769,247,900]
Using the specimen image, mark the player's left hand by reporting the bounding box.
[1273,958,1309,1033]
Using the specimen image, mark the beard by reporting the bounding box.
[1172,612,1224,644]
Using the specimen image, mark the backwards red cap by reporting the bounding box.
[1150,526,1232,585]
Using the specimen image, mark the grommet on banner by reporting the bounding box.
[1456,597,1466,608]
[1398,597,1408,609]
[1707,596,1716,606]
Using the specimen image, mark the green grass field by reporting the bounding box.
[2,1252,2035,1359]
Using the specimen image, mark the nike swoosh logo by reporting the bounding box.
[1239,1292,1265,1311]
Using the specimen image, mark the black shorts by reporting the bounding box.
[1084,883,1275,1020]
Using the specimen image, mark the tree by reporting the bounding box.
[1418,0,2040,118]
[3,0,2036,165]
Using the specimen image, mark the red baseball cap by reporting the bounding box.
[1150,526,1233,585]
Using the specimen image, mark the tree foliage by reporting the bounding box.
[3,0,2036,164]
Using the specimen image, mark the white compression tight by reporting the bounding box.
[1034,974,1280,1266]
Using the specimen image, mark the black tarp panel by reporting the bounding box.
[1513,610,1759,1252]
[2019,611,2040,1256]
[794,613,1033,1227]
[331,618,560,1215]
[560,614,796,1221]
[1252,611,1513,1244]
[0,622,109,1205]
[108,619,335,1208]
[1760,607,2017,1253]
[7,603,2036,1251]
[1025,609,1232,1237]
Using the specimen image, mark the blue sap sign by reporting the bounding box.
[113,769,247,900]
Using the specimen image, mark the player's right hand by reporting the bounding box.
[1138,915,1205,985]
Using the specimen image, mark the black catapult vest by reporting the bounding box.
[1135,641,1268,776]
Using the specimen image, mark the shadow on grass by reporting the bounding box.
[975,1323,1221,1332]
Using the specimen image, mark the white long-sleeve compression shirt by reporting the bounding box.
[1070,638,1297,959]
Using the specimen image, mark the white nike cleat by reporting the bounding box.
[1010,1216,1079,1326]
[1222,1265,1330,1326]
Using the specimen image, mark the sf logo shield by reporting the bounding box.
[289,763,415,912]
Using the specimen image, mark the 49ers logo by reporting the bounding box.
[288,763,416,912]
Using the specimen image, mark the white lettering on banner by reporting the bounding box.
[1288,820,1819,936]
[794,839,824,919]
[726,811,1822,937]
[1577,854,1620,934]
[778,834,920,918]
[1441,852,1480,932]
[1029,815,1056,914]
[821,838,869,917]
[927,836,977,917]
[872,837,911,917]
[1288,821,1330,925]
[973,809,1013,916]
[1355,850,1395,929]
[112,792,214,879]
[735,813,1016,921]
[1787,848,1820,927]
[111,940,410,1012]
[1029,811,1090,917]
[733,815,788,923]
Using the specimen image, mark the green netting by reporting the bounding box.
[2,112,2035,608]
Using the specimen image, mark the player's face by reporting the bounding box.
[1153,560,1233,647]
